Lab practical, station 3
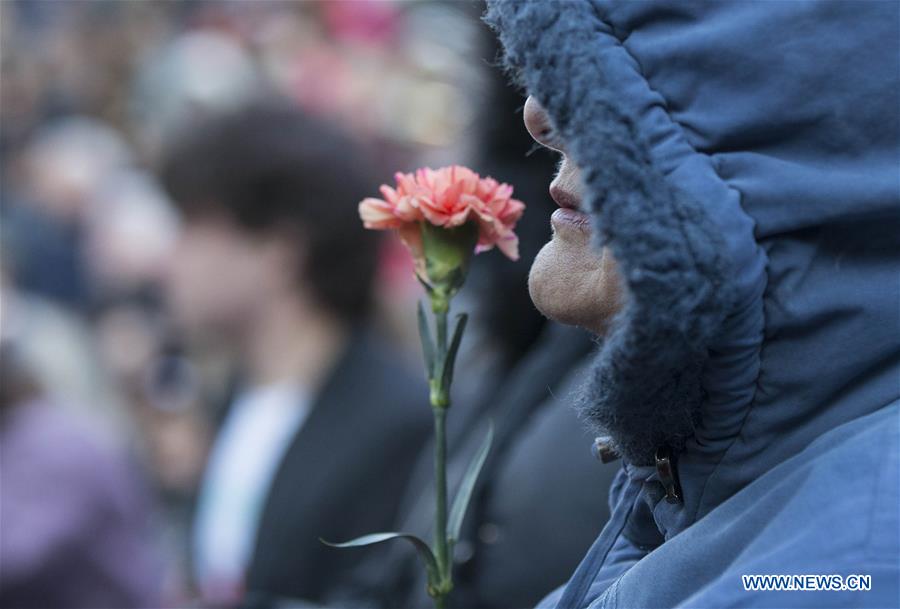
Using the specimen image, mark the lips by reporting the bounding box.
[551,207,591,232]
[549,184,580,210]
[549,183,590,234]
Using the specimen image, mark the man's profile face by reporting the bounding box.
[165,214,293,336]
[522,97,623,335]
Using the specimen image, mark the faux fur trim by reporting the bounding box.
[485,0,738,465]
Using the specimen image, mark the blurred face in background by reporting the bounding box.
[166,213,298,337]
[523,97,623,335]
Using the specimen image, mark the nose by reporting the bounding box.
[523,96,564,153]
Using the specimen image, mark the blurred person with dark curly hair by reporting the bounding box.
[159,101,431,607]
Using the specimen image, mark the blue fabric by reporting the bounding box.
[485,1,900,607]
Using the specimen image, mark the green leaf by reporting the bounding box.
[417,300,435,378]
[447,422,493,545]
[321,532,439,582]
[440,313,468,390]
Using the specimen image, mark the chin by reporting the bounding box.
[528,232,623,335]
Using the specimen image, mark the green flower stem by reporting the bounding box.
[432,406,450,597]
[433,299,449,349]
[434,593,447,609]
[427,303,453,607]
[430,305,450,408]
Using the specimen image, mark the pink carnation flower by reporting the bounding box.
[359,165,525,261]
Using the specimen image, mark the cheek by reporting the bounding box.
[528,235,623,334]
[166,236,268,329]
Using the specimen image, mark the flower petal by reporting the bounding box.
[365,166,525,262]
[359,198,402,229]
[496,232,520,260]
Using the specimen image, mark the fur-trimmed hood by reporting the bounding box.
[486,2,899,607]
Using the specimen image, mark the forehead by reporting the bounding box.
[178,212,247,242]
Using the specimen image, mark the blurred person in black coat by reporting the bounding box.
[327,322,618,609]
[323,31,620,609]
[159,102,431,608]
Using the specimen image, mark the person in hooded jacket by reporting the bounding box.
[483,1,899,608]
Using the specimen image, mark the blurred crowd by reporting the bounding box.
[0,2,618,608]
